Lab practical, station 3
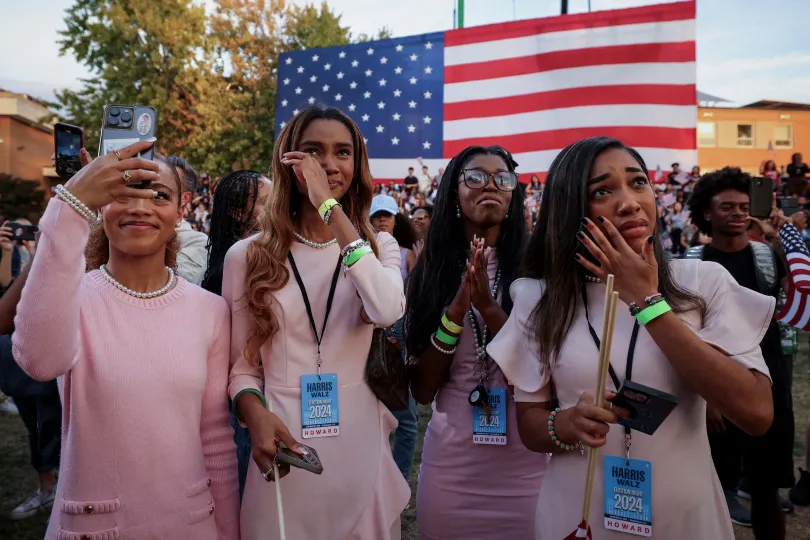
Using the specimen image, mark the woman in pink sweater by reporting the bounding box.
[12,140,240,540]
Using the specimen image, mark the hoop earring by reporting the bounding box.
[456,204,461,218]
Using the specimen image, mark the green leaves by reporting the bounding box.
[54,0,390,176]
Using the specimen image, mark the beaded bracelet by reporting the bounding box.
[629,294,665,316]
[341,239,367,258]
[430,333,457,355]
[323,203,342,225]
[345,245,372,267]
[54,185,98,223]
[548,408,584,454]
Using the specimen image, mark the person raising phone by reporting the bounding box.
[12,140,239,540]
[487,137,774,540]
[224,106,408,540]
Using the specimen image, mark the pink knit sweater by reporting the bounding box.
[12,199,240,540]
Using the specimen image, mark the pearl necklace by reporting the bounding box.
[470,269,502,384]
[100,264,175,299]
[294,232,337,249]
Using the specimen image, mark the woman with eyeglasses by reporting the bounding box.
[404,146,548,539]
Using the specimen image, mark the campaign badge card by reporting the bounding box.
[301,373,339,439]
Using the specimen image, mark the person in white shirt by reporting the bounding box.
[167,156,209,285]
[418,165,432,196]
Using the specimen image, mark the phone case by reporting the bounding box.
[276,444,323,475]
[54,122,84,179]
[98,105,158,160]
[749,177,774,219]
[612,380,678,436]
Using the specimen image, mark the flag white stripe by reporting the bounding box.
[445,20,695,66]
[443,62,696,103]
[781,290,802,324]
[794,296,810,329]
[443,104,697,141]
[367,147,697,179]
[793,275,810,284]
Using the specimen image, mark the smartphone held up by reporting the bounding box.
[98,105,158,189]
[54,123,84,179]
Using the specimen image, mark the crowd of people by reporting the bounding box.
[0,104,809,540]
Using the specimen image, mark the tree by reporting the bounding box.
[55,0,209,156]
[0,175,47,223]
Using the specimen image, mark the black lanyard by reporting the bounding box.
[580,284,640,444]
[288,252,342,376]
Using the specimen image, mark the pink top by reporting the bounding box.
[416,256,549,539]
[488,260,774,540]
[12,199,239,540]
[225,232,410,540]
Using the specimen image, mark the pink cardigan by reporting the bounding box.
[12,199,239,540]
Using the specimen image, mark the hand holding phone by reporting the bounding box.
[7,222,39,242]
[749,177,774,219]
[99,105,158,189]
[276,442,323,475]
[63,140,160,211]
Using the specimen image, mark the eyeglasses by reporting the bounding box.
[459,169,518,191]
[412,215,430,222]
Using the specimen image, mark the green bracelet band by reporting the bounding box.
[435,327,459,346]
[635,299,671,325]
[441,313,464,334]
[318,198,339,218]
[345,245,372,267]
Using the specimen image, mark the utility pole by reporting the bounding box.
[458,0,465,29]
[561,0,568,15]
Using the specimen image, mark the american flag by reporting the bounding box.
[275,1,697,183]
[775,222,810,329]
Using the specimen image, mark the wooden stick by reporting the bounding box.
[267,397,287,540]
[580,276,619,526]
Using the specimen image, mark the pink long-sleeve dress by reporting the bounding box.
[224,232,410,540]
[487,260,774,540]
[12,199,240,540]
[416,257,549,540]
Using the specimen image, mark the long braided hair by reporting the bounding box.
[201,170,264,295]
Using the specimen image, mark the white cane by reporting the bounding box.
[267,397,287,540]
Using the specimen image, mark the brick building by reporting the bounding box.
[0,89,57,193]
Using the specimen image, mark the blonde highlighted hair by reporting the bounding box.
[242,106,378,366]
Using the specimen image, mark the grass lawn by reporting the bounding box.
[2,339,809,539]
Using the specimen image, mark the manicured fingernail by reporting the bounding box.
[597,216,605,223]
[647,236,654,244]
[574,253,581,260]
[576,231,585,239]
[146,137,157,143]
[580,217,588,225]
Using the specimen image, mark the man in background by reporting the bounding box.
[167,156,208,285]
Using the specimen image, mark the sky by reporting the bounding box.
[1,0,808,108]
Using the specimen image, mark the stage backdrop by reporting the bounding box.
[275,0,697,183]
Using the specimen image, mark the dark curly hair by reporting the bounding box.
[687,167,751,235]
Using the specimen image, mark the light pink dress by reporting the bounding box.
[417,257,549,540]
[487,260,774,540]
[224,232,410,540]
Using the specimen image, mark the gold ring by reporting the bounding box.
[123,170,132,182]
[113,149,123,161]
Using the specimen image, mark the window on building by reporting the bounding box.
[697,122,716,147]
[736,124,754,146]
[773,124,793,148]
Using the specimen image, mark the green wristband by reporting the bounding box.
[436,327,459,346]
[345,245,372,267]
[635,299,671,326]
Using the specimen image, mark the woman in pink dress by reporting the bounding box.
[13,141,239,540]
[488,136,775,539]
[225,106,409,540]
[405,145,548,539]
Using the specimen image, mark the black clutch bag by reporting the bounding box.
[366,327,410,412]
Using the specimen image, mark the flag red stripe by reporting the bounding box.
[444,42,695,84]
[443,126,696,158]
[443,84,695,121]
[444,1,696,47]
